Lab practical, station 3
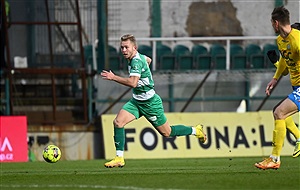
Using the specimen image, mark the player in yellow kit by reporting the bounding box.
[255,6,300,170]
[266,22,300,159]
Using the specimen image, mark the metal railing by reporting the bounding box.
[108,36,277,70]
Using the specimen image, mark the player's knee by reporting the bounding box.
[156,123,172,137]
[273,109,285,120]
[161,133,171,138]
[160,131,171,137]
[113,118,123,128]
[273,111,280,120]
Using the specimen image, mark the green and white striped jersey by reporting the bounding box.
[128,52,155,101]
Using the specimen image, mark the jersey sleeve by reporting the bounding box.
[273,57,287,79]
[129,59,142,77]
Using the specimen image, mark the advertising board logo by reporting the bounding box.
[0,137,13,151]
[123,125,296,151]
[0,137,14,161]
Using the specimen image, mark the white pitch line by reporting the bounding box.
[0,184,187,190]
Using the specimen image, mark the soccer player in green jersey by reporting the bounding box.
[101,34,206,168]
[255,6,300,170]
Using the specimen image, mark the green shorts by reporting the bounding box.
[122,94,167,127]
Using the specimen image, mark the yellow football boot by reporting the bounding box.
[254,157,280,170]
[104,156,125,168]
[195,124,207,143]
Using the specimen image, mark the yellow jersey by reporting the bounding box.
[274,28,300,86]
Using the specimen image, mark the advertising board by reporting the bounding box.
[0,116,28,162]
[102,111,299,159]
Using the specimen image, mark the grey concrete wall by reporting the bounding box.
[107,0,299,49]
[28,132,101,161]
[108,0,300,38]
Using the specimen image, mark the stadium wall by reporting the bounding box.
[108,0,300,48]
[7,1,300,58]
[27,131,101,162]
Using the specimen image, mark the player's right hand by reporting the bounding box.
[100,70,115,80]
[265,78,277,96]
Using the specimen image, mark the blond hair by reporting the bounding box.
[120,34,137,46]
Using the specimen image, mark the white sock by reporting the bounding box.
[270,155,280,162]
[116,150,124,157]
[192,127,196,135]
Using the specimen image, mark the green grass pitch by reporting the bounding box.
[1,157,299,190]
